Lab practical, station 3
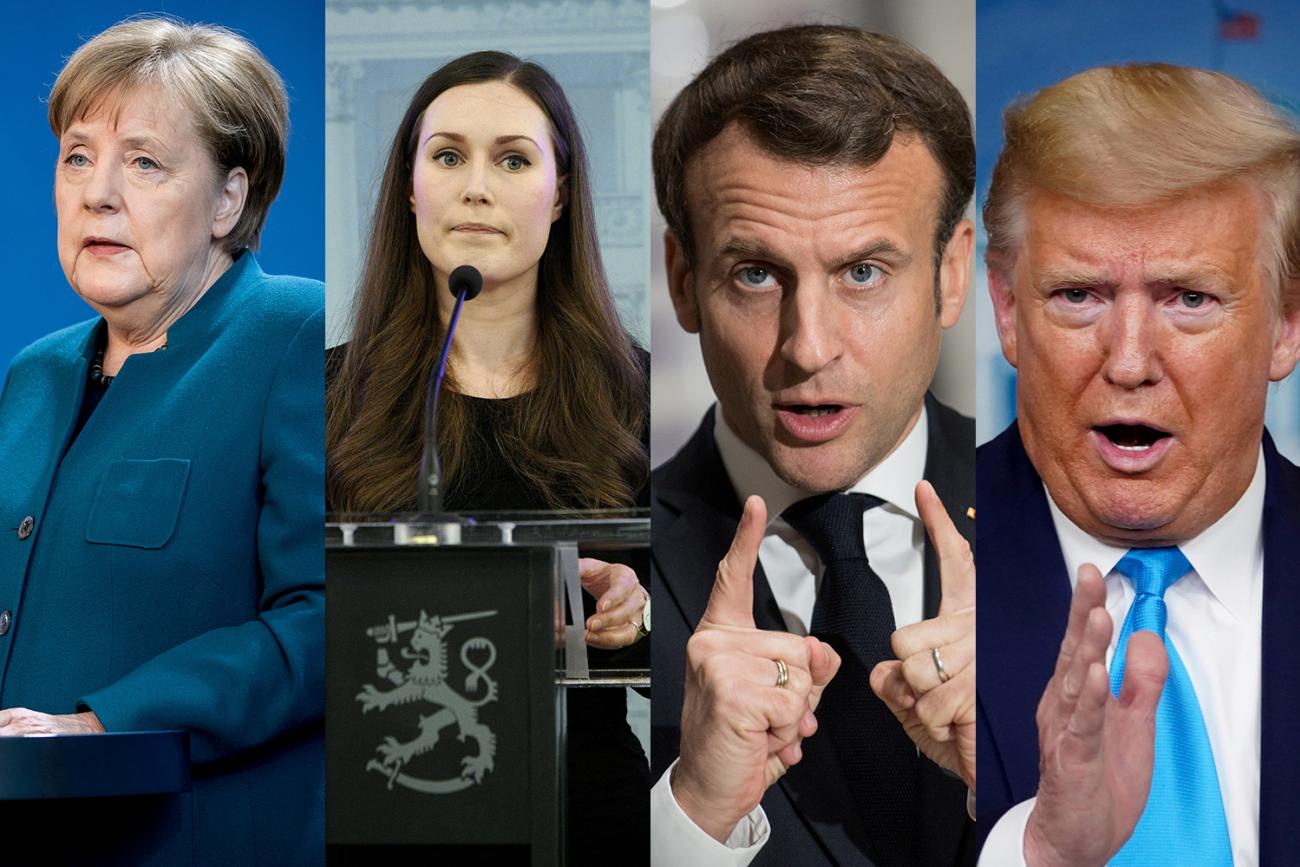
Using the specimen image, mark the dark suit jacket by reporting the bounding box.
[651,394,976,867]
[0,253,324,866]
[976,422,1300,865]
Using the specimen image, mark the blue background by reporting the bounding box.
[0,0,324,374]
[974,0,1300,461]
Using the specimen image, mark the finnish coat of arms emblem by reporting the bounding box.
[357,609,499,794]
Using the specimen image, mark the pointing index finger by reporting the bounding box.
[699,495,766,630]
[916,481,974,614]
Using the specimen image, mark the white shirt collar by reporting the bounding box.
[1047,446,1265,621]
[712,404,928,526]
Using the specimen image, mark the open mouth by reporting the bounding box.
[1094,423,1171,452]
[785,403,843,418]
[773,402,857,443]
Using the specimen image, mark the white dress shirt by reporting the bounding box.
[650,406,931,867]
[979,448,1264,867]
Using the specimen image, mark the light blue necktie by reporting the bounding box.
[1108,547,1233,866]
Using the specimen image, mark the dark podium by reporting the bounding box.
[0,730,190,863]
[325,511,649,866]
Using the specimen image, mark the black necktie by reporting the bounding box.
[783,493,918,867]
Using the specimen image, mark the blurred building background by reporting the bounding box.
[325,0,650,348]
[976,0,1300,460]
[649,0,976,466]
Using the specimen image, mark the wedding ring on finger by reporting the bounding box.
[931,646,951,684]
[774,658,789,689]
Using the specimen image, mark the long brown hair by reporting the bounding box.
[327,51,647,512]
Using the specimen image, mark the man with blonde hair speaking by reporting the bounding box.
[977,64,1300,866]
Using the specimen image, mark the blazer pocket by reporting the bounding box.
[86,458,191,549]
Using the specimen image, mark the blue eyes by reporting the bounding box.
[733,263,885,291]
[845,263,880,286]
[64,153,160,171]
[1054,288,1215,311]
[433,151,531,171]
[738,266,776,289]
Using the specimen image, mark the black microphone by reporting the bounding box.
[418,265,483,514]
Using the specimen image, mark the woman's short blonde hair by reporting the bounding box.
[48,17,288,253]
[985,64,1300,310]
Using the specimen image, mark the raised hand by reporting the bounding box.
[869,480,976,788]
[1023,565,1168,867]
[673,495,841,842]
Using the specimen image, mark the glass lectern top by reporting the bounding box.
[326,508,649,549]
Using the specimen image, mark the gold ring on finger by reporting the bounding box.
[774,658,789,688]
[932,646,951,684]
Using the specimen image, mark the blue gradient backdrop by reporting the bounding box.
[0,0,324,375]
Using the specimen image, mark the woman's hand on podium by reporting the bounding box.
[578,558,650,649]
[0,707,104,735]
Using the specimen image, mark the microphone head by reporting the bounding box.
[448,265,483,301]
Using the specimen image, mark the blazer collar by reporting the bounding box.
[1258,431,1300,865]
[975,422,1073,804]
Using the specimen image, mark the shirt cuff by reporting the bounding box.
[978,796,1035,867]
[650,759,770,867]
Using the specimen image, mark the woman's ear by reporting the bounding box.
[212,167,249,240]
[552,175,569,222]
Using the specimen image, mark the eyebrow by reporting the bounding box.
[60,128,171,153]
[422,131,542,149]
[1032,264,1229,293]
[714,237,912,271]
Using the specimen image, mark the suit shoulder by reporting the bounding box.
[241,269,325,322]
[927,395,975,444]
[651,411,713,494]
[10,317,98,370]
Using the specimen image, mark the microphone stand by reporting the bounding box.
[417,294,466,514]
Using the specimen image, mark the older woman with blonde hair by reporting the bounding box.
[0,17,323,866]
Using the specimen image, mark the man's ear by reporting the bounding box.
[664,229,700,334]
[1269,280,1300,381]
[212,167,249,241]
[938,218,974,329]
[987,251,1020,369]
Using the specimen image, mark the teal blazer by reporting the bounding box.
[0,253,324,865]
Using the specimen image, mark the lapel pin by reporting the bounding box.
[966,506,975,520]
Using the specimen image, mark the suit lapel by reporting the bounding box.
[1257,433,1300,867]
[976,424,1073,804]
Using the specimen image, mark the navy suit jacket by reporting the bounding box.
[0,253,324,866]
[651,394,977,867]
[976,422,1300,864]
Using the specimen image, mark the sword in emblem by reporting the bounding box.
[365,610,498,643]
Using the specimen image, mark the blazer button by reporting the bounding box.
[0,609,11,636]
[17,516,34,540]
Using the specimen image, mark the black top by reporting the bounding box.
[324,343,650,512]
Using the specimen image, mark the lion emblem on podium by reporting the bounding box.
[356,609,499,794]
